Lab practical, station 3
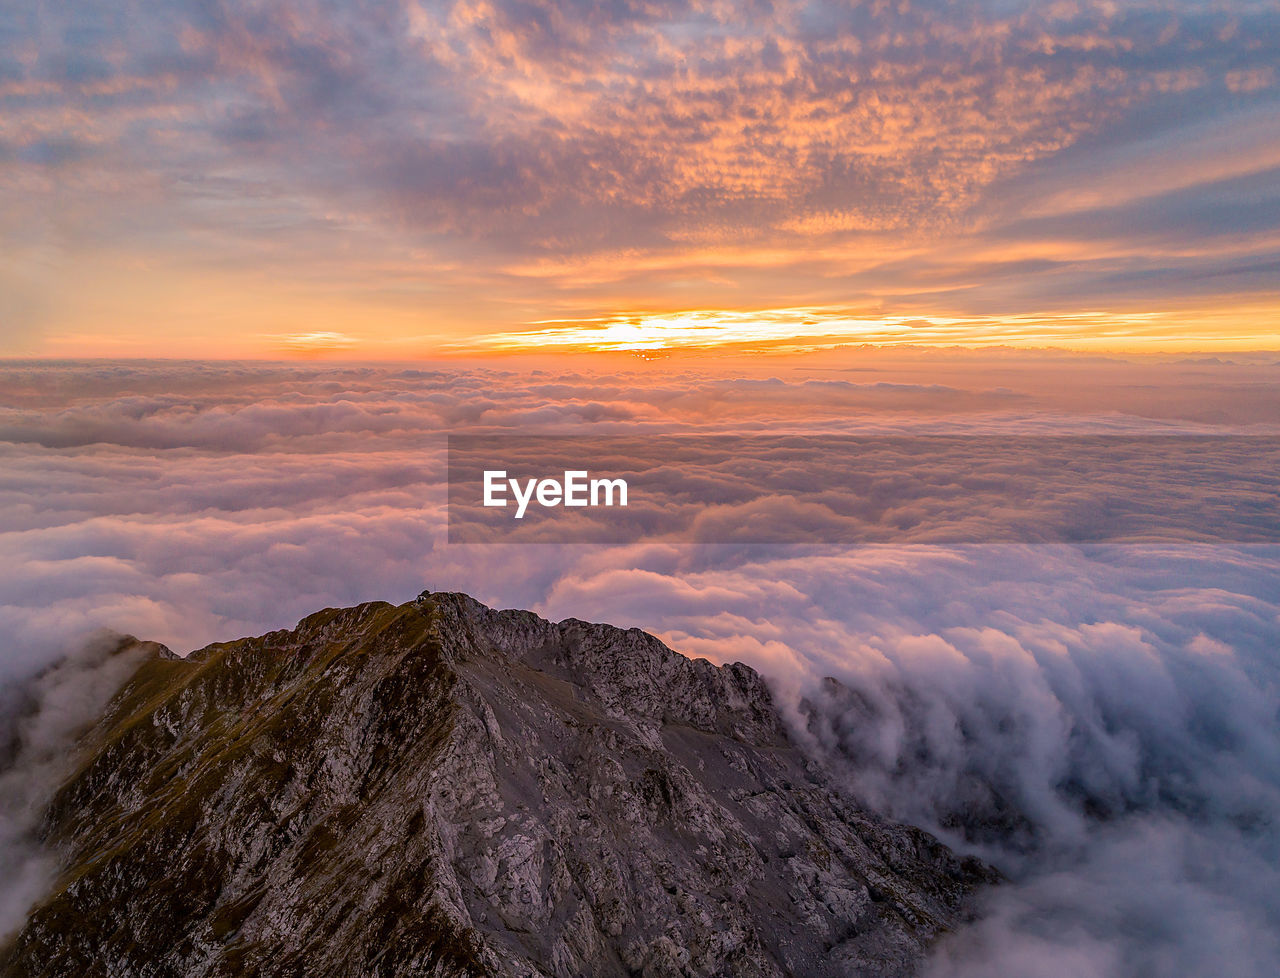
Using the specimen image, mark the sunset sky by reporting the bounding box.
[3,0,1279,356]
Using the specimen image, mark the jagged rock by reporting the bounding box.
[2,592,995,977]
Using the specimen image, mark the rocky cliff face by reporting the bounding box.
[2,592,994,978]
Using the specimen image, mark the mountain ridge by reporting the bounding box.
[3,591,995,978]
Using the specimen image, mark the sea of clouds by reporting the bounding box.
[1,355,1278,974]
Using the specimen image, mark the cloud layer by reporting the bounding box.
[1,356,1278,974]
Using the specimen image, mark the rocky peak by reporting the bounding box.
[2,591,993,978]
[427,591,785,745]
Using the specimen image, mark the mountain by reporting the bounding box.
[2,592,994,978]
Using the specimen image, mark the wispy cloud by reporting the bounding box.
[267,330,359,354]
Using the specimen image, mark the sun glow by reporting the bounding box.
[460,306,1276,355]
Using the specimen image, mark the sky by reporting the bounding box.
[2,0,1279,357]
[4,1,1280,966]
